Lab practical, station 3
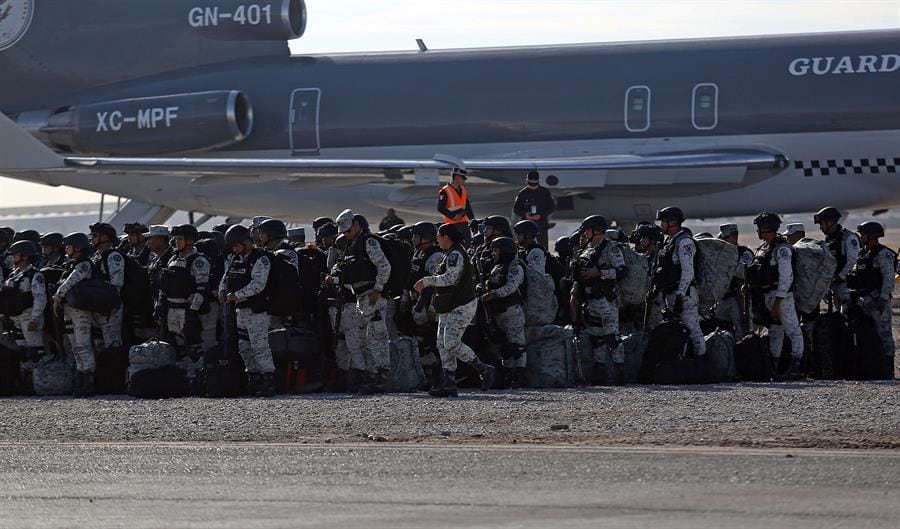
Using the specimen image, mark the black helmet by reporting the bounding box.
[62,232,91,250]
[12,230,40,243]
[554,235,572,256]
[0,227,11,243]
[334,234,349,251]
[579,215,609,232]
[813,206,841,224]
[40,232,64,246]
[634,223,662,243]
[171,224,200,242]
[316,222,338,241]
[89,222,117,241]
[224,225,251,247]
[8,240,38,258]
[655,206,685,223]
[411,221,438,240]
[123,222,148,235]
[396,225,414,242]
[482,215,511,235]
[212,223,230,234]
[513,220,540,237]
[856,221,885,238]
[312,217,334,232]
[258,219,287,240]
[210,231,226,252]
[489,236,518,258]
[753,212,783,232]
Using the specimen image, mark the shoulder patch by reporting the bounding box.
[850,238,859,248]
[195,259,206,268]
[367,237,379,248]
[448,252,459,267]
[258,255,270,266]
[777,247,791,260]
[112,253,122,262]
[34,275,44,284]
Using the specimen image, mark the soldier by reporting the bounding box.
[146,226,174,321]
[3,241,48,373]
[88,223,124,349]
[39,233,68,268]
[161,224,212,390]
[715,223,754,338]
[318,222,341,269]
[290,227,327,319]
[481,237,528,387]
[407,221,445,387]
[849,221,895,378]
[513,220,548,274]
[379,208,405,232]
[473,216,512,282]
[335,209,393,393]
[219,225,276,397]
[572,216,627,385]
[414,223,495,397]
[327,233,370,392]
[814,207,860,313]
[288,227,307,250]
[258,219,299,272]
[52,233,96,397]
[249,216,272,247]
[648,207,707,357]
[632,222,662,262]
[782,223,807,245]
[747,212,804,380]
[124,223,152,266]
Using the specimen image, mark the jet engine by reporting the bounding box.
[188,0,307,41]
[17,91,254,155]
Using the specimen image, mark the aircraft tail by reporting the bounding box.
[0,0,306,114]
[0,112,64,171]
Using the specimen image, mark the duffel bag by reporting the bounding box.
[65,278,120,314]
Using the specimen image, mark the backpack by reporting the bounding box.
[371,234,414,298]
[264,250,302,317]
[615,242,650,307]
[521,258,558,326]
[792,239,838,314]
[98,249,151,315]
[195,240,224,295]
[546,254,567,288]
[693,238,739,311]
[705,329,737,382]
[643,319,700,384]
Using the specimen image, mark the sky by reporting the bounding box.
[2,0,899,207]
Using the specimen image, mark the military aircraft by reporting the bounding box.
[2,0,899,224]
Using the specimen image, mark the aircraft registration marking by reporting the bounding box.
[188,5,274,28]
[95,107,180,133]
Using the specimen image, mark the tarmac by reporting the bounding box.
[1,442,898,529]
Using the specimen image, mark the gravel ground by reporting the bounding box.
[1,379,897,449]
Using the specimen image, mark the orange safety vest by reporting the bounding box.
[440,184,470,225]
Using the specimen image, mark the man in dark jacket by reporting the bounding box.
[513,171,555,248]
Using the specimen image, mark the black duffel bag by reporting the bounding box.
[65,278,120,314]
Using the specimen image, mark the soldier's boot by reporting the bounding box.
[360,369,391,395]
[256,373,276,398]
[512,367,528,389]
[884,356,895,380]
[611,362,626,386]
[472,359,496,391]
[81,372,95,398]
[695,354,710,384]
[591,363,607,386]
[246,372,261,395]
[71,371,85,398]
[428,370,458,398]
[783,358,803,381]
[347,369,368,393]
[332,369,349,392]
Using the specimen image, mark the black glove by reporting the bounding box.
[673,294,684,315]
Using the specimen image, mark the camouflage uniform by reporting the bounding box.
[335,295,369,371]
[715,246,754,338]
[90,248,125,348]
[649,230,707,356]
[486,260,527,369]
[522,245,547,274]
[753,239,804,360]
[826,227,860,313]
[852,245,896,358]
[220,252,274,374]
[347,235,392,375]
[421,248,479,372]
[576,239,626,365]
[163,248,211,379]
[4,264,48,357]
[53,258,95,373]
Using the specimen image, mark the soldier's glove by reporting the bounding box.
[481,292,498,304]
[673,294,684,315]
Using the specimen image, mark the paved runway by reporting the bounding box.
[0,443,897,529]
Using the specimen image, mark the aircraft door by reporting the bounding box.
[290,88,321,154]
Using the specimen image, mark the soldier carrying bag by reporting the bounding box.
[64,278,120,314]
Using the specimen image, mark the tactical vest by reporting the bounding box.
[161,253,202,300]
[433,246,476,314]
[474,241,495,282]
[2,267,37,316]
[148,248,175,296]
[825,226,852,276]
[339,234,378,292]
[848,244,895,293]
[575,239,616,300]
[654,231,693,295]
[225,249,268,312]
[61,256,92,283]
[747,238,791,292]
[486,260,524,312]
[94,248,124,283]
[409,245,443,287]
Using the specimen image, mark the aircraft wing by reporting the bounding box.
[1,111,787,186]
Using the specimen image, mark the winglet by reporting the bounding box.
[0,112,64,171]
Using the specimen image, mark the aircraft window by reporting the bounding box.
[692,83,718,130]
[625,86,651,132]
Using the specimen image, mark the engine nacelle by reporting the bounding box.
[18,91,253,155]
[187,0,307,41]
